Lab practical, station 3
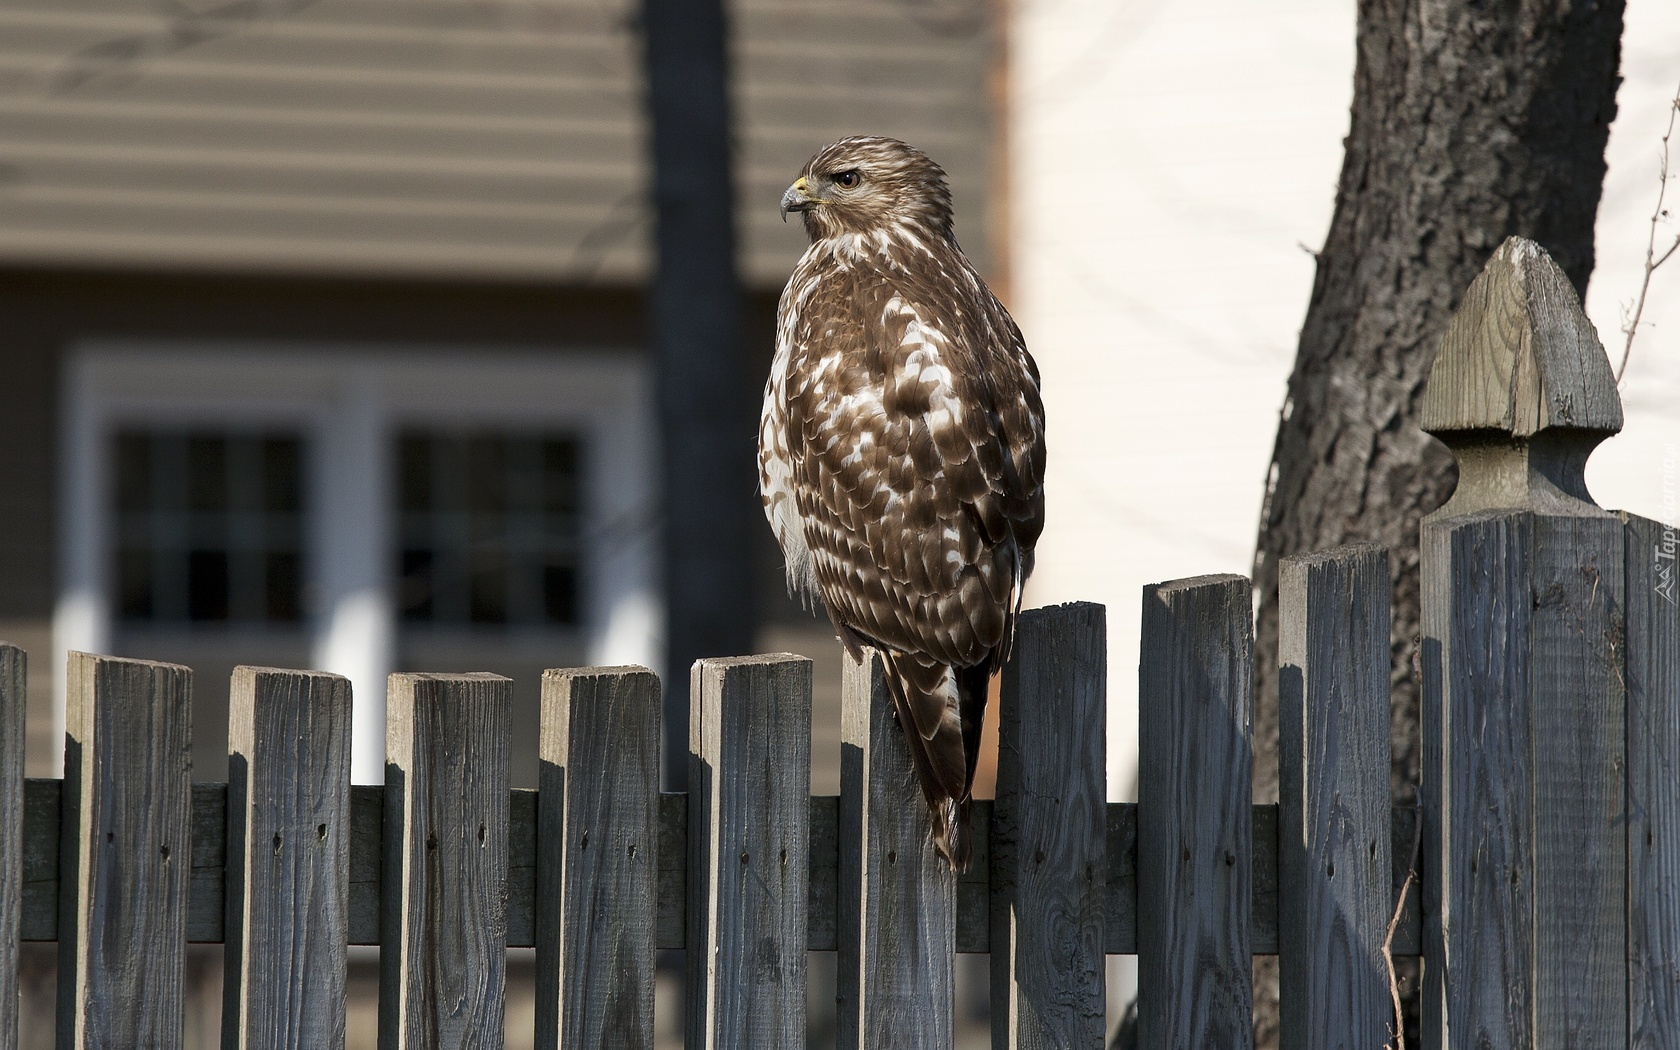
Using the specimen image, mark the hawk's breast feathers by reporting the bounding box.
[761,232,1043,667]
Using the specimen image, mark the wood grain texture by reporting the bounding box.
[58,652,193,1050]
[1626,511,1680,1049]
[836,648,955,1049]
[1419,237,1622,438]
[17,783,1424,954]
[1431,513,1536,1050]
[1277,546,1393,1050]
[534,666,659,1050]
[223,667,352,1050]
[1138,576,1254,1050]
[1529,514,1626,1046]
[1424,507,1628,1050]
[379,673,511,1050]
[686,654,812,1049]
[1419,510,1450,1047]
[992,603,1107,1050]
[0,644,22,1050]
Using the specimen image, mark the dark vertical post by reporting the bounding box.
[1418,238,1627,1049]
[992,602,1107,1049]
[224,667,352,1049]
[686,654,811,1047]
[379,673,511,1050]
[1624,511,1680,1048]
[534,666,660,1050]
[0,644,21,1050]
[836,648,955,1048]
[1276,546,1393,1049]
[640,0,756,790]
[58,652,193,1049]
[1138,577,1253,1049]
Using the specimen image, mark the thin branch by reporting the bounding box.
[1618,77,1680,384]
[1384,785,1423,1050]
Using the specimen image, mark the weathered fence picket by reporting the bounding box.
[223,667,353,1050]
[535,665,660,1049]
[0,644,21,1050]
[60,652,193,1049]
[1626,511,1680,1048]
[837,647,956,1049]
[1277,545,1393,1049]
[992,602,1108,1049]
[0,235,1672,1050]
[686,654,812,1048]
[1139,575,1255,1050]
[380,673,511,1050]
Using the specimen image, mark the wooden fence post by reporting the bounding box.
[223,667,353,1050]
[686,654,811,1048]
[380,673,511,1050]
[1419,236,1627,1049]
[1277,546,1393,1049]
[992,602,1107,1049]
[1625,511,1680,1048]
[534,666,660,1050]
[836,647,956,1049]
[58,652,193,1049]
[1139,576,1253,1050]
[0,644,21,1050]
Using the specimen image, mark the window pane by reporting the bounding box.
[398,429,582,627]
[187,437,227,512]
[467,437,506,514]
[187,549,229,621]
[263,439,301,513]
[265,550,300,621]
[469,549,508,624]
[543,563,577,624]
[114,434,151,514]
[399,435,431,513]
[399,548,434,622]
[113,429,304,625]
[117,547,154,620]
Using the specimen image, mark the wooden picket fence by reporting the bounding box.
[0,233,1674,1049]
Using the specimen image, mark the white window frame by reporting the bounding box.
[57,342,660,781]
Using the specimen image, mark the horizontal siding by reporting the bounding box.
[0,0,996,286]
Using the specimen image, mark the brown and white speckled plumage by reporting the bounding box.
[760,136,1045,870]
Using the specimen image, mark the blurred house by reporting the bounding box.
[0,0,1005,795]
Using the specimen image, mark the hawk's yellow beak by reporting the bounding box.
[780,176,820,222]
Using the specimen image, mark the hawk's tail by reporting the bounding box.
[877,650,993,873]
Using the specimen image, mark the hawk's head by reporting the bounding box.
[781,136,955,242]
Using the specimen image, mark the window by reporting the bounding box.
[61,345,655,783]
[396,431,583,627]
[112,430,304,624]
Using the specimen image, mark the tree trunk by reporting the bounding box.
[1249,0,1622,1044]
[641,0,758,789]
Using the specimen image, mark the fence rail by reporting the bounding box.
[6,777,1423,955]
[0,235,1673,1049]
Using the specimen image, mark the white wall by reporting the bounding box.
[1012,0,1680,810]
[1012,0,1355,804]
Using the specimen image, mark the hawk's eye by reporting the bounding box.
[833,170,861,189]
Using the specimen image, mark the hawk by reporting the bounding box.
[760,137,1046,871]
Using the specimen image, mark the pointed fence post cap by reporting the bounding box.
[1421,236,1623,438]
[1421,238,1623,520]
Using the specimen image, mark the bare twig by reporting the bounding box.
[1384,785,1424,1050]
[1618,77,1680,384]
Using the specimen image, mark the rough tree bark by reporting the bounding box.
[1248,1,1623,1046]
[642,0,758,789]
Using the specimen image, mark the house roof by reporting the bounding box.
[0,0,998,289]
